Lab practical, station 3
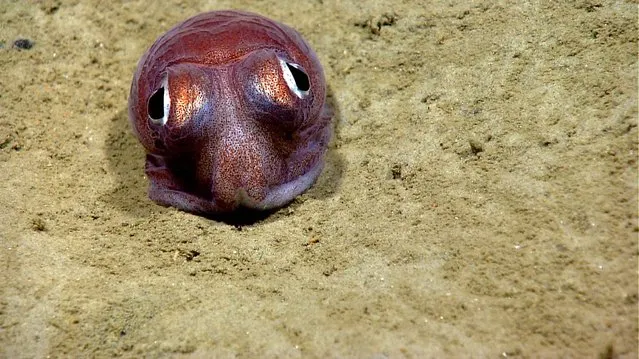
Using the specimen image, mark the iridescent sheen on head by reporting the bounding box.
[128,10,332,215]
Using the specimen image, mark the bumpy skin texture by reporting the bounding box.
[128,11,332,214]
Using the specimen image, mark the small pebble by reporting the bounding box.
[13,38,34,50]
[469,139,484,155]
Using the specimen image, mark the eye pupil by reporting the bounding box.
[286,63,310,92]
[148,87,165,120]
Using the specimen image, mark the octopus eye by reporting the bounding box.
[279,58,310,99]
[147,74,170,126]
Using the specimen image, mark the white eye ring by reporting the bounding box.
[147,73,170,126]
[279,58,310,99]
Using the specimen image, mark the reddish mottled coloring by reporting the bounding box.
[128,10,331,214]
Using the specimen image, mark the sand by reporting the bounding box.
[1,0,637,357]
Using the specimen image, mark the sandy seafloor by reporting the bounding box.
[1,0,637,357]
